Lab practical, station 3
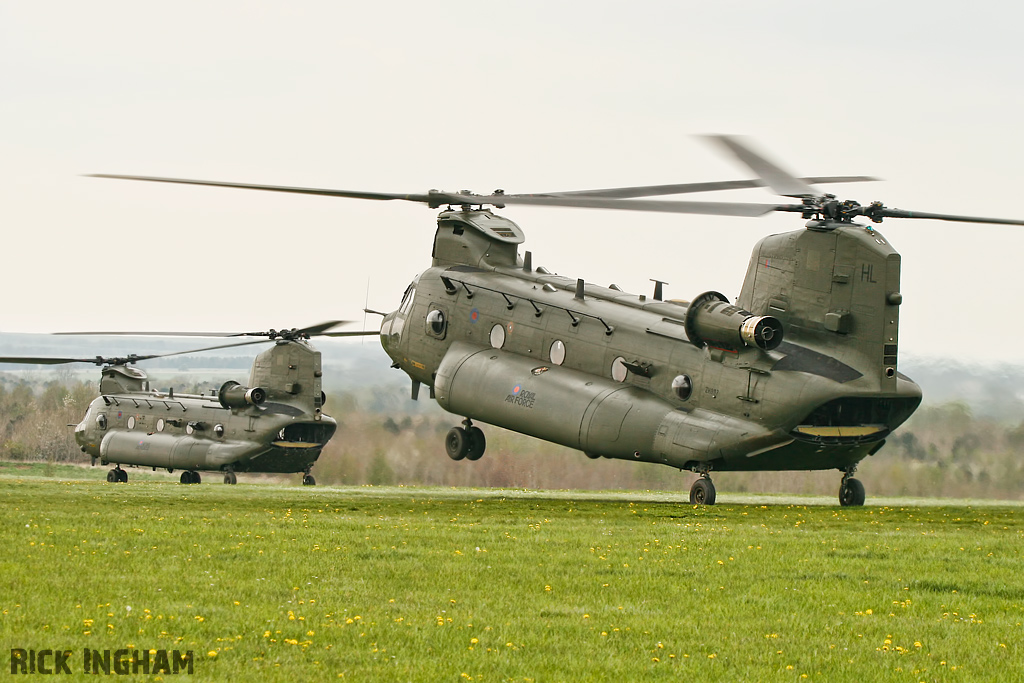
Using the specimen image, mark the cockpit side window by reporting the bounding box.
[399,285,416,315]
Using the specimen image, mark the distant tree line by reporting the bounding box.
[1,374,1021,500]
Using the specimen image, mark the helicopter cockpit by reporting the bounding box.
[380,275,420,355]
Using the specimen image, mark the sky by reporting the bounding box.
[3,1,1024,362]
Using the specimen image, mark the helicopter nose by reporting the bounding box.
[379,311,399,355]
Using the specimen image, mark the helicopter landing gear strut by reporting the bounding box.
[223,470,237,485]
[179,471,201,485]
[106,466,128,483]
[446,418,485,461]
[839,468,866,507]
[689,469,717,505]
[302,466,316,486]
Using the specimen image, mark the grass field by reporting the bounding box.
[0,474,1021,681]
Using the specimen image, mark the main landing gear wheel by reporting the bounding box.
[303,474,316,486]
[839,476,866,506]
[447,419,486,462]
[466,426,486,461]
[223,472,237,485]
[180,471,201,484]
[689,477,716,505]
[446,427,469,460]
[107,467,127,483]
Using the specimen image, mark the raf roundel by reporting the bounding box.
[469,308,480,323]
[512,384,522,395]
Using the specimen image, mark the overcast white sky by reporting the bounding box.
[2,2,1023,361]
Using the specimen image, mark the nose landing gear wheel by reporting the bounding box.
[223,472,237,485]
[839,476,865,506]
[302,474,316,486]
[689,477,716,505]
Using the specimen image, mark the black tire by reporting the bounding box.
[445,427,469,461]
[839,477,866,506]
[224,472,237,485]
[116,469,128,483]
[191,471,201,485]
[303,474,316,486]
[689,478,717,505]
[106,469,118,483]
[466,426,486,461]
[180,471,192,484]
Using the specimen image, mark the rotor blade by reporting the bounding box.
[706,135,819,198]
[319,330,381,337]
[54,330,246,337]
[87,175,438,204]
[151,339,273,356]
[54,321,357,339]
[297,320,355,336]
[534,176,879,199]
[0,356,124,365]
[876,208,1024,226]
[0,339,269,366]
[473,194,781,217]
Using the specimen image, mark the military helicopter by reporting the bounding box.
[91,136,1024,505]
[0,322,374,485]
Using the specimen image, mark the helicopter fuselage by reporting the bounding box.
[379,208,921,476]
[74,338,336,481]
[76,392,336,474]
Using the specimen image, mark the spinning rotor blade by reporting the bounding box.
[863,206,1024,226]
[89,174,777,216]
[87,175,434,203]
[473,194,780,217]
[536,176,879,200]
[91,135,1024,226]
[320,330,380,337]
[0,339,269,367]
[706,135,819,198]
[56,321,361,339]
[0,355,154,366]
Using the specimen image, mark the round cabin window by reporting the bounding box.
[611,357,628,383]
[96,414,107,430]
[426,309,446,335]
[214,424,225,438]
[127,416,136,430]
[489,323,506,349]
[550,340,566,365]
[156,418,165,432]
[672,374,693,401]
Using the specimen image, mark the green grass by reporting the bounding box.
[0,477,1021,681]
[0,461,181,481]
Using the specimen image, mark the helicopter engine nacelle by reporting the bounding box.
[218,380,267,409]
[684,291,783,351]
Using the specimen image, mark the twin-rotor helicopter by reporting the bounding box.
[82,136,1024,504]
[1,323,374,485]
